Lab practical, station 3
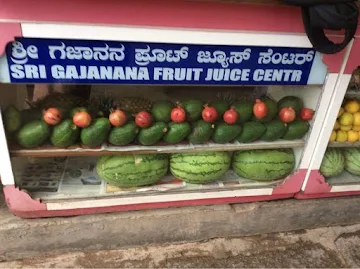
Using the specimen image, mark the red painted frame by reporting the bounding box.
[0,0,347,218]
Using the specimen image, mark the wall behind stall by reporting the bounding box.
[90,85,267,103]
[0,84,27,109]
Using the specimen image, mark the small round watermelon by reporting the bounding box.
[343,148,360,176]
[320,148,345,177]
[232,149,295,181]
[170,151,231,184]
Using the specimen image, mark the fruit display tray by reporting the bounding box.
[9,139,306,158]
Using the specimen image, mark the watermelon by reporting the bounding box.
[320,148,345,177]
[170,151,231,184]
[232,149,295,181]
[343,148,360,176]
[96,154,168,187]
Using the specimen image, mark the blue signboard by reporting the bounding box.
[5,38,316,85]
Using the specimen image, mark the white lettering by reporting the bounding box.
[229,69,241,81]
[125,67,138,80]
[39,65,47,79]
[87,66,100,79]
[51,65,65,79]
[162,68,174,80]
[113,67,125,80]
[153,67,162,80]
[241,69,250,81]
[100,66,113,80]
[291,70,302,82]
[66,65,79,79]
[253,69,264,81]
[264,69,273,81]
[282,70,292,81]
[138,67,149,80]
[191,68,203,81]
[24,65,40,79]
[10,65,25,79]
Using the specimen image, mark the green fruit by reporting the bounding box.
[80,118,111,148]
[236,122,266,143]
[163,122,191,144]
[151,100,174,122]
[181,100,204,122]
[320,148,345,177]
[233,100,253,123]
[97,154,169,187]
[254,97,277,123]
[138,122,167,146]
[50,119,80,148]
[211,100,229,117]
[283,120,310,140]
[20,108,43,124]
[212,122,242,144]
[261,120,287,141]
[232,149,295,181]
[70,107,88,118]
[170,151,231,184]
[3,105,22,133]
[108,122,139,146]
[16,120,50,148]
[278,96,304,115]
[344,148,360,176]
[188,120,214,144]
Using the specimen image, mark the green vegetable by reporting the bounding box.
[212,122,242,144]
[16,120,50,148]
[108,121,139,146]
[80,118,111,148]
[50,119,80,147]
[163,122,191,144]
[137,122,167,146]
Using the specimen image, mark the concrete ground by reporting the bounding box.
[3,190,360,267]
[2,224,360,268]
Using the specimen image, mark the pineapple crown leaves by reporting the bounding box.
[89,95,117,112]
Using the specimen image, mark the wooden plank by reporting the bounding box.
[9,139,305,158]
[328,142,360,148]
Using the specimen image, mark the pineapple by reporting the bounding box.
[118,97,153,114]
[26,92,87,110]
[216,91,237,104]
[88,95,117,117]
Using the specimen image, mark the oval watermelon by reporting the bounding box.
[343,148,360,176]
[170,151,231,184]
[320,148,345,177]
[232,149,295,181]
[96,154,169,187]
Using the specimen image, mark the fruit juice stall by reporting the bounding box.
[0,0,348,218]
[297,38,360,199]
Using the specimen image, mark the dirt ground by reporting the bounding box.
[2,224,360,268]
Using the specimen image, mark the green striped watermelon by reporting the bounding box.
[170,151,231,184]
[343,148,360,176]
[232,149,295,181]
[320,148,345,177]
[96,154,169,187]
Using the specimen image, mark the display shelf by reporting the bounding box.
[12,156,283,202]
[9,139,306,158]
[328,142,360,148]
[326,171,360,186]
